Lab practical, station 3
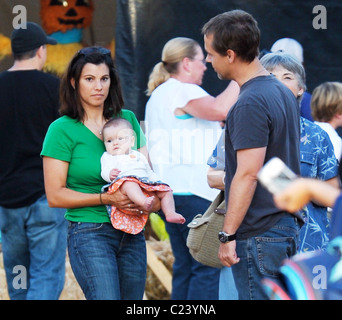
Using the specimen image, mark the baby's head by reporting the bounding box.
[102,118,135,156]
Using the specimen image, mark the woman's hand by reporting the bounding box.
[103,189,161,216]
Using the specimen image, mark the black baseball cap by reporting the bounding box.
[11,22,57,54]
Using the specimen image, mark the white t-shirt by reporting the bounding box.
[144,78,221,201]
[101,150,160,183]
[315,121,342,160]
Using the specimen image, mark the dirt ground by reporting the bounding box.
[0,238,173,300]
[0,251,85,300]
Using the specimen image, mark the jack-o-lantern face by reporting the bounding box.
[41,0,94,34]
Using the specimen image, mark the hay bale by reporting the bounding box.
[145,238,174,300]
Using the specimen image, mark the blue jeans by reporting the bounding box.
[0,195,67,300]
[232,214,300,300]
[67,221,147,300]
[162,195,220,300]
[219,266,238,300]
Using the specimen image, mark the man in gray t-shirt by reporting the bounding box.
[203,10,301,300]
[225,75,301,239]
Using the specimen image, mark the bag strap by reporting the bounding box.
[214,191,226,215]
[214,208,226,215]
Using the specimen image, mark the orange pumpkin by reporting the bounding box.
[40,0,94,34]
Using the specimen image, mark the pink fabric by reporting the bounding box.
[107,176,171,234]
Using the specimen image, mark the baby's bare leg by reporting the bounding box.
[121,181,155,211]
[156,191,185,224]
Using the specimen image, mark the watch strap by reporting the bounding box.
[218,231,237,243]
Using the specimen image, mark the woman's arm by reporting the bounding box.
[273,178,341,212]
[43,157,105,208]
[325,176,340,189]
[207,167,225,191]
[182,80,239,121]
[43,156,161,212]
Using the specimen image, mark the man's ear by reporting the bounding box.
[36,45,45,58]
[226,49,236,63]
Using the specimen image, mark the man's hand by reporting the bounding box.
[218,241,240,267]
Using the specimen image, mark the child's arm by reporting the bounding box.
[109,168,121,181]
[101,153,119,183]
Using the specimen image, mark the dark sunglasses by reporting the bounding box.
[77,47,111,57]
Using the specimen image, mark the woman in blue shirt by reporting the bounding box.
[261,52,340,252]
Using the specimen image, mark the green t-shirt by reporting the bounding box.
[41,109,146,223]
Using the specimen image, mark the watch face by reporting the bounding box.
[218,232,228,243]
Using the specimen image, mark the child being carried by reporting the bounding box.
[101,118,185,234]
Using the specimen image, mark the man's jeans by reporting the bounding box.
[0,195,67,300]
[232,214,300,300]
[163,195,220,300]
[68,221,147,300]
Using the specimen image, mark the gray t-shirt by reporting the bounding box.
[225,75,301,239]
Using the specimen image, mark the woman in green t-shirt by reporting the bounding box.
[41,46,160,300]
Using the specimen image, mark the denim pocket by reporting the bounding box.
[255,236,297,277]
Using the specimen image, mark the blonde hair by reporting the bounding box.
[311,82,342,122]
[146,37,200,96]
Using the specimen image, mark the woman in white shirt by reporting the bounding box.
[144,37,239,300]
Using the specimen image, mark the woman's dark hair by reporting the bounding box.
[59,46,124,121]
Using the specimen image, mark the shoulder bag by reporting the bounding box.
[186,191,225,268]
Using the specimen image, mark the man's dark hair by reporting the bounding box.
[202,9,260,62]
[12,48,39,61]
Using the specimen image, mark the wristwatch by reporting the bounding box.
[218,231,236,243]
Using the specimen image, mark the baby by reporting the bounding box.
[101,118,185,234]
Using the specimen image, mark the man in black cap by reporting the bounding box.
[0,22,68,300]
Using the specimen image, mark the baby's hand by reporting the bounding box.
[110,168,121,181]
